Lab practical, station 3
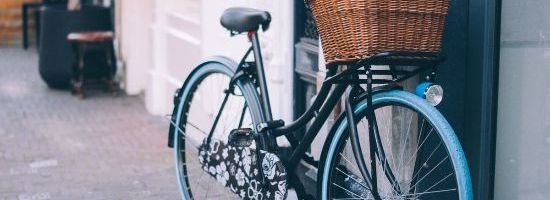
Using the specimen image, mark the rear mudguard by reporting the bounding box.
[167,56,242,148]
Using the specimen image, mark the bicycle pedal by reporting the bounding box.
[228,128,254,147]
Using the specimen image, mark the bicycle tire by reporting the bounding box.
[318,90,473,200]
[172,57,266,199]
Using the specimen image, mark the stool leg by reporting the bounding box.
[75,44,86,99]
[70,43,80,97]
[105,43,118,96]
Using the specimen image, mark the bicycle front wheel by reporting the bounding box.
[172,58,265,200]
[319,90,473,200]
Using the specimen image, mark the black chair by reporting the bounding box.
[38,5,113,89]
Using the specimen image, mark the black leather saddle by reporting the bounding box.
[220,7,271,33]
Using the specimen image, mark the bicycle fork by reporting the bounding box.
[344,67,403,200]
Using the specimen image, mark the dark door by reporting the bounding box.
[293,0,501,199]
[438,0,501,199]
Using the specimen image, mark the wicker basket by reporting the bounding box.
[309,0,450,64]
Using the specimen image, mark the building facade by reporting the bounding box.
[116,0,296,125]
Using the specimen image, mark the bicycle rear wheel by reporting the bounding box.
[319,90,472,200]
[172,59,264,200]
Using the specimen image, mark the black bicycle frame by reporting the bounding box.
[225,32,444,198]
[230,32,346,166]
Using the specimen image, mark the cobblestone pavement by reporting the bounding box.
[0,48,179,200]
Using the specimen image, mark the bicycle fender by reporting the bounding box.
[167,56,240,148]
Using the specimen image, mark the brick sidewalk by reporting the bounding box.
[0,48,179,200]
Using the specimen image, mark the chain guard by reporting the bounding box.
[199,139,288,200]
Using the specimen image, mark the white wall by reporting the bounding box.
[201,0,295,122]
[145,0,203,115]
[118,0,295,122]
[495,1,550,199]
[118,0,154,95]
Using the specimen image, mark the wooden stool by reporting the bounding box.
[67,31,118,99]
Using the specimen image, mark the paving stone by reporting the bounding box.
[0,48,179,199]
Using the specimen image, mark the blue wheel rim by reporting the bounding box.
[321,90,473,200]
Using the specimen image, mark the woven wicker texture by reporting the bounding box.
[309,0,450,64]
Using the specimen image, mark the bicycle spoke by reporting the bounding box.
[332,182,364,199]
[227,101,247,134]
[327,102,464,200]
[416,119,426,147]
[409,139,440,183]
[167,115,208,138]
[409,155,449,190]
[367,116,401,194]
[403,120,427,168]
[368,111,405,196]
[415,141,442,169]
[335,167,370,190]
[415,173,455,199]
[397,188,457,199]
[185,122,209,136]
[172,126,201,150]
[378,159,400,196]
[405,127,434,170]
[397,112,414,175]
[408,141,443,191]
[207,90,231,141]
[379,118,400,185]
[340,152,363,176]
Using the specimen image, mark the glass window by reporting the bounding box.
[495,1,550,199]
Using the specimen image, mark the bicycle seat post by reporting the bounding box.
[248,31,277,149]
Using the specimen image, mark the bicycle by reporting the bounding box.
[168,6,473,200]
